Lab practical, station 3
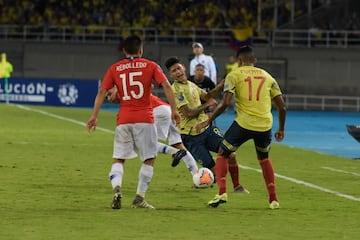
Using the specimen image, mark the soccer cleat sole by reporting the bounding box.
[171,149,187,167]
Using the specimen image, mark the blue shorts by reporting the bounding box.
[221,121,272,159]
[181,125,223,169]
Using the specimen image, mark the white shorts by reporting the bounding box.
[153,105,182,146]
[112,123,158,161]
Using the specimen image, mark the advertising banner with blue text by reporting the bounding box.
[0,77,99,107]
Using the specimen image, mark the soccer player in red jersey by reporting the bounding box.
[197,46,286,209]
[106,88,199,178]
[87,35,180,209]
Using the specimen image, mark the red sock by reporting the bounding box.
[228,162,239,188]
[215,155,228,195]
[259,159,277,203]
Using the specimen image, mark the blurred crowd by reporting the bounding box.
[1,0,357,41]
[0,0,311,31]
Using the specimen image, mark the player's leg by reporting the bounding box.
[171,142,198,175]
[254,130,279,209]
[208,123,250,207]
[110,124,138,209]
[218,123,250,193]
[208,147,229,208]
[132,123,158,209]
[168,123,198,173]
[181,133,216,187]
[156,141,187,167]
[154,105,188,167]
[109,159,125,209]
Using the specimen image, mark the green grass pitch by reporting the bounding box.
[0,103,359,240]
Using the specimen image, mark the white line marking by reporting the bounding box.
[321,166,360,177]
[15,104,360,202]
[16,104,113,134]
[240,164,360,202]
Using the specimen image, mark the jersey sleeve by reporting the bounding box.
[224,71,237,94]
[100,66,115,90]
[268,74,282,98]
[152,63,168,86]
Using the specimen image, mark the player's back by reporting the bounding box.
[226,65,282,131]
[102,57,167,124]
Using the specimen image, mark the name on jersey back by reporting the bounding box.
[116,62,147,72]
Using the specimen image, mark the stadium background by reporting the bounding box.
[1,0,359,157]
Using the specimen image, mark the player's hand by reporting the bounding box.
[274,130,284,142]
[87,116,98,133]
[106,87,120,103]
[196,120,210,133]
[172,110,181,126]
[217,79,225,88]
[206,98,217,108]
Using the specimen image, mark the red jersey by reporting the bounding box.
[101,57,168,124]
[151,94,169,108]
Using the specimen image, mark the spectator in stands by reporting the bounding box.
[189,42,217,85]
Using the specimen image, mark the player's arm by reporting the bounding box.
[87,87,107,133]
[273,94,286,142]
[179,99,214,119]
[201,79,224,101]
[106,86,120,103]
[161,80,181,126]
[195,91,232,133]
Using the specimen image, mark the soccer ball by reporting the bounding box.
[192,167,214,188]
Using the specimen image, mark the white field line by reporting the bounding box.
[321,166,360,177]
[240,164,360,202]
[16,104,113,134]
[15,104,360,202]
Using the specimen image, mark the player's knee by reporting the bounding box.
[256,151,269,160]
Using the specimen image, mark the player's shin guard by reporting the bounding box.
[228,161,240,188]
[137,164,154,197]
[109,162,124,189]
[182,151,199,175]
[157,142,177,155]
[259,158,277,203]
[215,155,229,195]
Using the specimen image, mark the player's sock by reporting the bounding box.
[109,162,124,189]
[228,162,240,188]
[182,151,199,175]
[137,163,154,197]
[259,158,277,203]
[215,155,229,195]
[157,142,177,155]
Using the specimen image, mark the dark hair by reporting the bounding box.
[164,56,181,70]
[123,35,142,55]
[195,63,205,68]
[236,45,253,58]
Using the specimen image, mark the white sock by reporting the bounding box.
[157,142,178,155]
[109,162,124,189]
[137,164,154,197]
[182,151,199,175]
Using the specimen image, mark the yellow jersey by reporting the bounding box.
[224,65,282,131]
[171,80,208,135]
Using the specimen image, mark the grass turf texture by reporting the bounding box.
[0,103,359,240]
